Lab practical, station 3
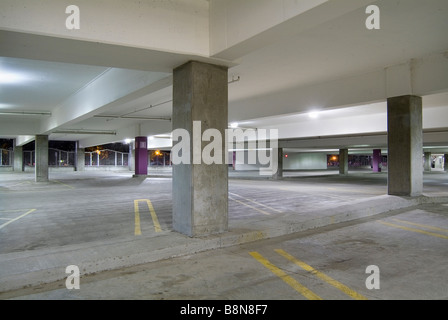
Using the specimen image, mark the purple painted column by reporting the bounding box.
[372,149,382,172]
[134,136,148,176]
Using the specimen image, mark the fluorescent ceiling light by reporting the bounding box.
[308,111,320,119]
[229,122,239,128]
[53,129,116,135]
[0,110,51,116]
[0,71,33,84]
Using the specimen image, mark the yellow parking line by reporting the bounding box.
[249,251,322,300]
[146,200,162,233]
[392,219,448,233]
[230,197,271,216]
[6,181,32,188]
[52,180,74,189]
[378,221,448,239]
[134,199,162,234]
[275,249,368,300]
[134,200,142,236]
[0,209,36,230]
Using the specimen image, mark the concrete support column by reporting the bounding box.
[76,148,85,171]
[372,149,382,172]
[424,152,432,172]
[134,137,148,176]
[273,148,283,179]
[387,95,423,197]
[13,144,23,172]
[35,135,49,182]
[172,60,228,237]
[339,148,348,175]
[128,141,135,171]
[444,154,448,172]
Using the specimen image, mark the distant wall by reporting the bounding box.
[284,153,327,170]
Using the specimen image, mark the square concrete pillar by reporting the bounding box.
[339,149,348,175]
[423,152,431,172]
[387,95,423,196]
[134,137,148,176]
[273,148,283,179]
[13,145,23,172]
[372,149,382,172]
[35,135,49,182]
[76,148,85,171]
[172,60,228,237]
[128,141,135,171]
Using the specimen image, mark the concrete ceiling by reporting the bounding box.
[1,0,448,152]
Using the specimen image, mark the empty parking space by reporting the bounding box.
[0,170,394,253]
[2,201,446,300]
[0,170,447,297]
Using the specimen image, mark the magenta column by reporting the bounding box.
[134,136,148,176]
[372,149,382,172]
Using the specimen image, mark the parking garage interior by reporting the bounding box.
[1,0,448,299]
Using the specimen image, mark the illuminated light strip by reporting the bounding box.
[275,249,368,300]
[134,199,162,234]
[392,219,448,233]
[229,192,282,213]
[0,209,36,230]
[229,197,271,216]
[378,221,448,239]
[0,110,51,116]
[249,251,322,300]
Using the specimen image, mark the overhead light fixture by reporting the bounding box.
[52,129,116,135]
[0,71,33,84]
[308,111,320,119]
[94,115,171,121]
[124,138,132,144]
[229,122,239,128]
[0,110,51,116]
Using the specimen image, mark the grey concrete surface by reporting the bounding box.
[0,169,447,296]
[172,61,229,237]
[2,202,447,300]
[387,95,423,197]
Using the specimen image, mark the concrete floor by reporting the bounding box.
[0,169,447,299]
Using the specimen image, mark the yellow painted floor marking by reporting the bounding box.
[392,218,448,233]
[249,251,322,300]
[0,209,36,230]
[52,180,75,189]
[230,197,271,216]
[6,181,32,188]
[134,199,162,234]
[229,192,283,213]
[275,249,368,300]
[378,221,448,240]
[134,200,142,236]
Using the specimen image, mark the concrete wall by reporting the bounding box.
[233,149,271,171]
[233,151,327,171]
[283,152,327,170]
